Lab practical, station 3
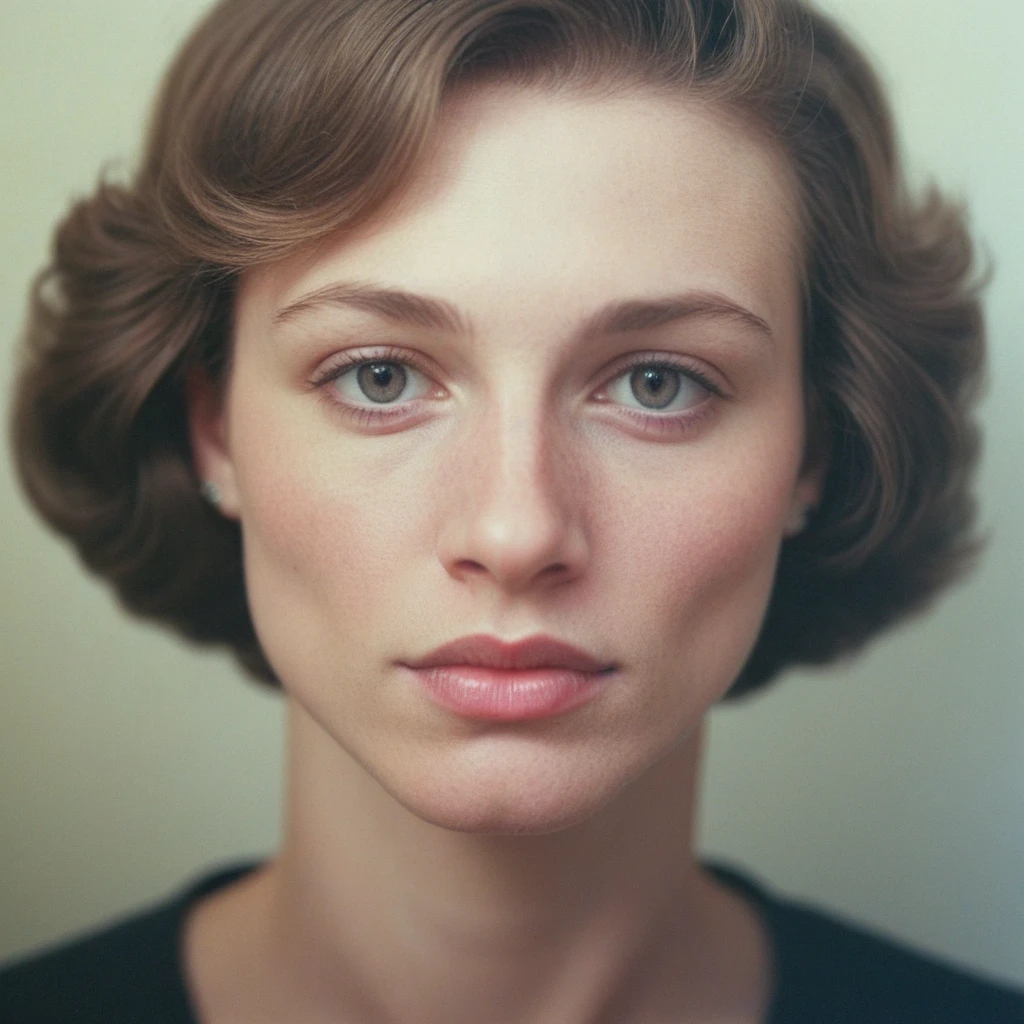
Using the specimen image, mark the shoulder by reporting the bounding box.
[709,863,1024,1024]
[0,863,256,1024]
[0,903,188,1024]
[767,891,1024,1023]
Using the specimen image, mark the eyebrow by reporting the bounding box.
[273,282,467,334]
[582,294,774,344]
[273,281,774,345]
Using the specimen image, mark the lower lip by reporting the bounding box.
[407,666,612,721]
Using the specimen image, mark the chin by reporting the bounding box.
[374,741,653,837]
[406,794,605,837]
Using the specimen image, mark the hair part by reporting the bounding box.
[11,0,986,696]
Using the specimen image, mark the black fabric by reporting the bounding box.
[709,865,1024,1023]
[2,862,1022,1022]
[0,865,246,1024]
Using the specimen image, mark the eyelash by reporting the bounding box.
[309,345,726,437]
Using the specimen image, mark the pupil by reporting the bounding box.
[630,366,681,409]
[358,361,406,403]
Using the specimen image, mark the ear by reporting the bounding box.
[783,468,824,538]
[185,367,241,519]
[783,408,829,538]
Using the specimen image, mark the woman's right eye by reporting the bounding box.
[330,359,433,406]
[311,350,438,423]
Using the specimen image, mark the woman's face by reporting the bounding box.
[195,84,819,833]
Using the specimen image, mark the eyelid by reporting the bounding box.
[593,351,728,402]
[309,346,442,400]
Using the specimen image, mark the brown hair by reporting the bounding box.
[10,0,985,697]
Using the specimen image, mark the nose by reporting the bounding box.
[436,402,590,595]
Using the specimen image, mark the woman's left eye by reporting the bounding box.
[602,362,718,413]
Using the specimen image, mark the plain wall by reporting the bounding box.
[2,0,1022,987]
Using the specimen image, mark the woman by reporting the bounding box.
[3,0,1022,1020]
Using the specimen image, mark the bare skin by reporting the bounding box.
[185,83,819,1023]
[184,717,771,1024]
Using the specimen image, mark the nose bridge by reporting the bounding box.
[481,394,562,512]
[438,386,588,592]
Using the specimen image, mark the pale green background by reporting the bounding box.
[2,0,1022,988]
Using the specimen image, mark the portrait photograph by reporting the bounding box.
[1,1,1022,1021]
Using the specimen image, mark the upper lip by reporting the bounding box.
[404,634,615,673]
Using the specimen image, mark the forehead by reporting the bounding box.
[242,84,803,342]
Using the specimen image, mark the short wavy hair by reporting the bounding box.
[10,0,985,698]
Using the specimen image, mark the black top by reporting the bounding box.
[2,862,1022,1022]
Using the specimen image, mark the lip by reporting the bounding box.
[405,634,615,673]
[401,635,617,721]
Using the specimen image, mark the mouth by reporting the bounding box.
[400,634,618,721]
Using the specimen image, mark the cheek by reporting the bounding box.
[604,441,798,693]
[227,404,426,681]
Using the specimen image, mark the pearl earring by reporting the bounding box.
[785,504,812,536]
[199,480,222,508]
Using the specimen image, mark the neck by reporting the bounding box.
[226,701,767,1024]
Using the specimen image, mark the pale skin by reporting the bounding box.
[186,83,823,1023]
